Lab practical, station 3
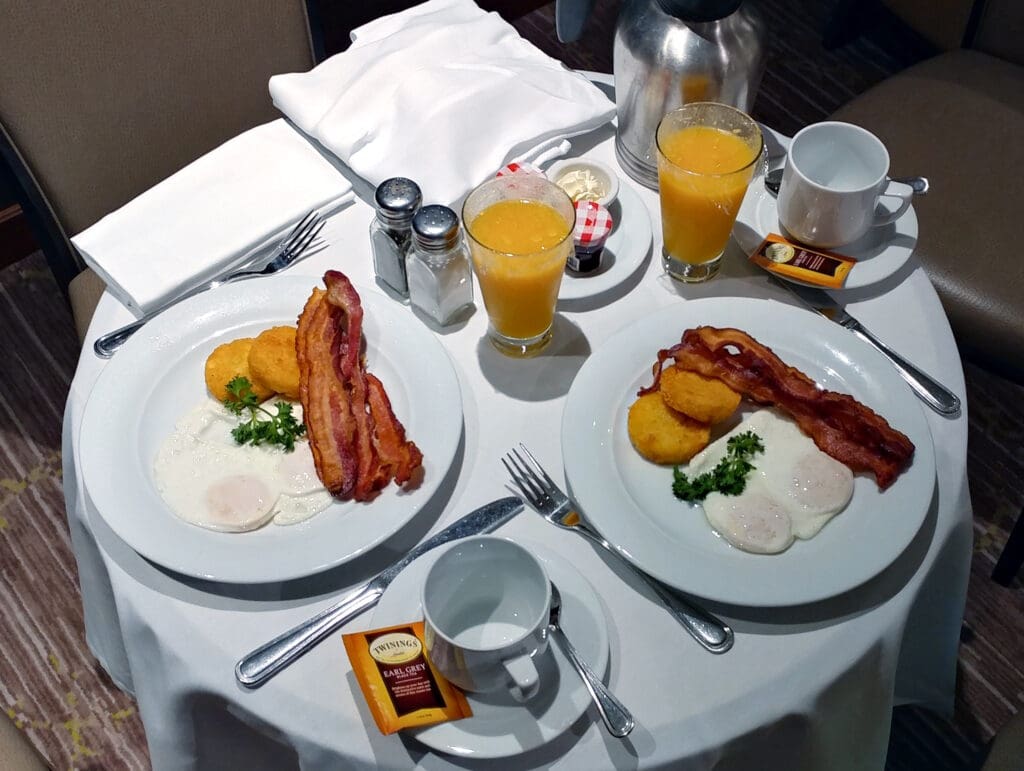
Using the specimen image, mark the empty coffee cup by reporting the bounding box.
[421,536,551,701]
[777,121,913,249]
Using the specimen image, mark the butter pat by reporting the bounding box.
[556,169,607,202]
[545,158,619,207]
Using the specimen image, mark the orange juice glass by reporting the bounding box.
[656,103,763,282]
[463,175,575,356]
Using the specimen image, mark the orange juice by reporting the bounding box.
[468,199,573,341]
[657,125,760,266]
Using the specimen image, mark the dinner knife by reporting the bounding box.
[770,276,961,416]
[235,496,524,688]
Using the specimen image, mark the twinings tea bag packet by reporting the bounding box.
[343,621,472,735]
[750,233,856,288]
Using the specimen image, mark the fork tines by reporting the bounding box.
[281,210,326,258]
[502,444,557,508]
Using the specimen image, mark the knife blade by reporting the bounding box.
[770,275,961,416]
[235,495,524,688]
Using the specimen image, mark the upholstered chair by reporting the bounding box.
[829,0,1024,584]
[0,1,316,341]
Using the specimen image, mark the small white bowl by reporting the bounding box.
[545,157,620,208]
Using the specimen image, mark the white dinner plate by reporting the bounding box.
[558,179,653,301]
[561,297,936,607]
[371,539,610,759]
[79,276,462,584]
[733,180,918,290]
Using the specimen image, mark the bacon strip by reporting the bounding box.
[297,271,423,501]
[324,272,378,500]
[297,288,358,497]
[642,327,915,489]
[366,374,423,486]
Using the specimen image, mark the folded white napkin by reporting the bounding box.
[269,0,615,205]
[72,119,354,314]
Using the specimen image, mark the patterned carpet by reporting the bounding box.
[1,1,1021,769]
[0,257,149,769]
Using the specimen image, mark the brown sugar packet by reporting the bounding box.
[343,621,472,735]
[750,232,856,288]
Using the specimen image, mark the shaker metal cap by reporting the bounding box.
[412,204,461,251]
[375,177,422,228]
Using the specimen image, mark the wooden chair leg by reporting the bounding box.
[992,505,1024,586]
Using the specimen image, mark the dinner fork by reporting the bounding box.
[93,210,326,358]
[503,445,734,654]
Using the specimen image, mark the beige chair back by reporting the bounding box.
[0,1,314,268]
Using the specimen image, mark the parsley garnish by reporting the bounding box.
[223,377,306,452]
[672,431,764,502]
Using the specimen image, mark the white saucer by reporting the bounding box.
[733,179,919,290]
[558,179,653,301]
[370,539,610,759]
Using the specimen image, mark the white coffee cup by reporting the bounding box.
[777,121,913,249]
[422,536,551,701]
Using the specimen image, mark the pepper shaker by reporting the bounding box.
[370,177,422,298]
[408,205,474,326]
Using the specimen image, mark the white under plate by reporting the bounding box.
[558,179,653,301]
[733,180,918,290]
[371,539,610,759]
[79,276,462,584]
[561,297,936,607]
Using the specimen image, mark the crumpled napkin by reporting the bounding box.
[269,0,615,204]
[72,119,354,314]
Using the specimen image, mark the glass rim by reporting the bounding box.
[655,102,765,179]
[462,176,576,257]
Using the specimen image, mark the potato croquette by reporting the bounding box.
[204,338,274,403]
[248,326,301,399]
[627,392,711,465]
[658,367,741,425]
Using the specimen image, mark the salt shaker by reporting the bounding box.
[408,205,474,326]
[370,177,422,298]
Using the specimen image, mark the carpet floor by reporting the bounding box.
[1,1,1021,769]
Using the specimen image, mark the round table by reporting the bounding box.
[62,123,972,771]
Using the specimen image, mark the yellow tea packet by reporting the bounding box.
[343,621,472,735]
[750,233,856,288]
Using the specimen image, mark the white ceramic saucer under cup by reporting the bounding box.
[370,539,611,759]
[733,179,919,290]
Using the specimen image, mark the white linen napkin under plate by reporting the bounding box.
[72,119,354,314]
[268,0,615,205]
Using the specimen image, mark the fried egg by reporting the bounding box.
[684,409,854,554]
[153,399,333,532]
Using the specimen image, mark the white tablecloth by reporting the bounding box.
[62,119,972,770]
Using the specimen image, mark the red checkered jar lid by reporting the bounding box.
[573,200,613,247]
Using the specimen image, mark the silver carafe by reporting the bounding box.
[613,0,765,189]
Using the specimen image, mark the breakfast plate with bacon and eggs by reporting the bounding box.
[561,296,935,607]
[80,272,462,584]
